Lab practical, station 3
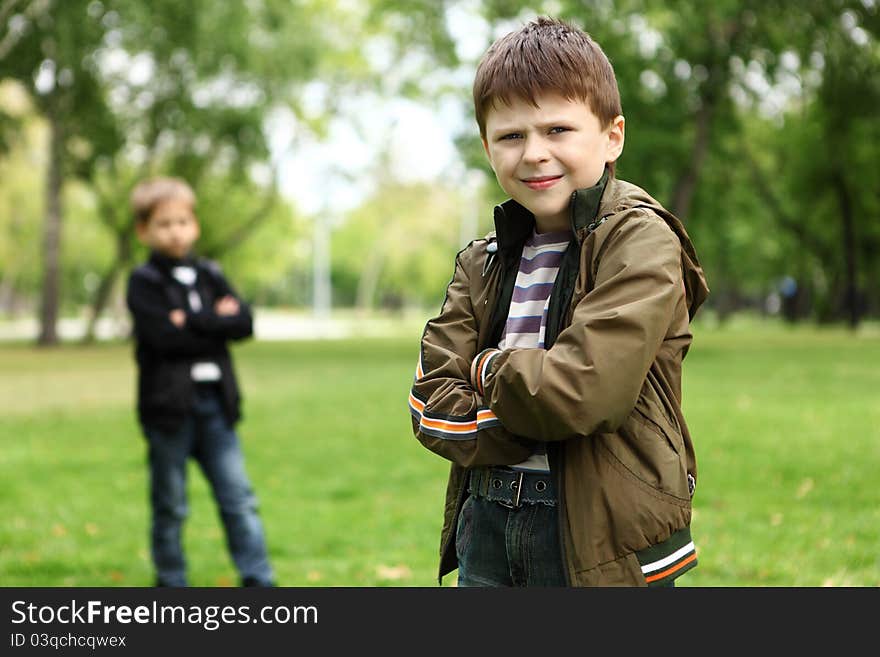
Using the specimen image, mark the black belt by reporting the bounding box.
[468,467,556,508]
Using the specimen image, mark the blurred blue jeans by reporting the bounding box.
[455,493,568,587]
[144,384,274,587]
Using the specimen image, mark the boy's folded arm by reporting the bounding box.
[126,275,225,357]
[185,301,253,340]
[481,212,683,442]
[185,267,254,340]
[410,350,535,469]
[410,249,534,468]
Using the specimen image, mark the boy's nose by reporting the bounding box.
[521,136,550,164]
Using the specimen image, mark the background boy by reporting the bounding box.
[409,17,710,586]
[126,177,275,587]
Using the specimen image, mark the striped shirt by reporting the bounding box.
[499,228,570,472]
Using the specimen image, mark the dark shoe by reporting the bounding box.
[242,576,276,587]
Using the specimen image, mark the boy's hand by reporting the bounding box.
[169,309,186,328]
[470,348,502,396]
[214,295,240,316]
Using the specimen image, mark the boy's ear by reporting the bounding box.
[481,136,496,172]
[605,115,625,163]
[135,221,148,245]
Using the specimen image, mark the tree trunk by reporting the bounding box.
[669,12,744,222]
[81,230,133,343]
[669,95,714,222]
[831,170,860,329]
[200,185,277,259]
[743,147,834,262]
[0,268,17,313]
[864,238,879,317]
[37,102,63,346]
[355,247,384,314]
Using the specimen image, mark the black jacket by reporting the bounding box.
[126,251,253,433]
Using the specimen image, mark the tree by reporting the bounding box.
[736,2,880,325]
[0,0,367,342]
[0,0,120,344]
[78,0,352,341]
[368,0,880,324]
[332,180,470,311]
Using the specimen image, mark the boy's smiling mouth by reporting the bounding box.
[521,175,563,190]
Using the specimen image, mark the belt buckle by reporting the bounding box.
[498,471,524,509]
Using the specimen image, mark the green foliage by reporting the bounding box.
[367,0,460,69]
[0,0,123,175]
[332,181,469,310]
[0,0,374,325]
[386,0,880,322]
[188,179,309,305]
[1,0,878,323]
[60,182,116,308]
[0,109,44,308]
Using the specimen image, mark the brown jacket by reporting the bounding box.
[409,172,710,586]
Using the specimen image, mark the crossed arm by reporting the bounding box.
[127,269,253,358]
[411,212,682,467]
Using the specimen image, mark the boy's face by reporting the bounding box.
[136,198,200,259]
[482,93,624,233]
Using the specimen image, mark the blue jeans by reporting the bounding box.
[455,493,677,588]
[456,494,568,587]
[144,384,274,587]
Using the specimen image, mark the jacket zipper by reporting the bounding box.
[546,256,575,585]
[544,191,602,586]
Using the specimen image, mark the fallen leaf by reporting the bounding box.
[795,478,814,499]
[736,395,752,411]
[375,564,412,580]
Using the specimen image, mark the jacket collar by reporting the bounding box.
[493,166,611,253]
[148,250,197,274]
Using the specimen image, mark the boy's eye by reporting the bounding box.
[549,126,571,134]
[499,132,522,141]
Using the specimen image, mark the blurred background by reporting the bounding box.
[0,1,877,587]
[0,0,878,339]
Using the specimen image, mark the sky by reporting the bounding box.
[267,93,468,218]
[268,0,501,218]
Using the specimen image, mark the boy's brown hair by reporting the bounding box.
[473,16,622,137]
[130,177,196,224]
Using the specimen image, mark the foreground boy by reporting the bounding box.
[126,177,275,587]
[409,17,709,586]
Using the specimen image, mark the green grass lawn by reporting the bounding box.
[1,320,878,587]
